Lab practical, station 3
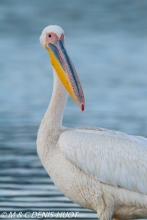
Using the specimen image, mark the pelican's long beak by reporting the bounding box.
[45,40,85,111]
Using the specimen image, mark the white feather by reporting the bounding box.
[59,127,147,194]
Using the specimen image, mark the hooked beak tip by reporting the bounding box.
[81,103,85,111]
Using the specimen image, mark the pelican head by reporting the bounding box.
[40,25,85,111]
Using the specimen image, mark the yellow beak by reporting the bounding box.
[46,40,85,111]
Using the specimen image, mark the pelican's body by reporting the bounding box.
[37,25,147,220]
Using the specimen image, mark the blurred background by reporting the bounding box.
[1,0,147,219]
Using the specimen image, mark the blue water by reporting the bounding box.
[1,0,147,219]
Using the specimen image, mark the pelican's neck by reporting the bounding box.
[43,68,68,130]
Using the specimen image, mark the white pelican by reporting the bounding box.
[37,25,147,220]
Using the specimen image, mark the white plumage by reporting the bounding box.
[60,128,147,194]
[37,25,147,220]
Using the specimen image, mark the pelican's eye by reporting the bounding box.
[48,34,51,38]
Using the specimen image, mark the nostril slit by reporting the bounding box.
[49,34,51,37]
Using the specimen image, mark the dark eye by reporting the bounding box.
[48,34,51,37]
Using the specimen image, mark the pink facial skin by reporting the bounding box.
[45,32,65,45]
